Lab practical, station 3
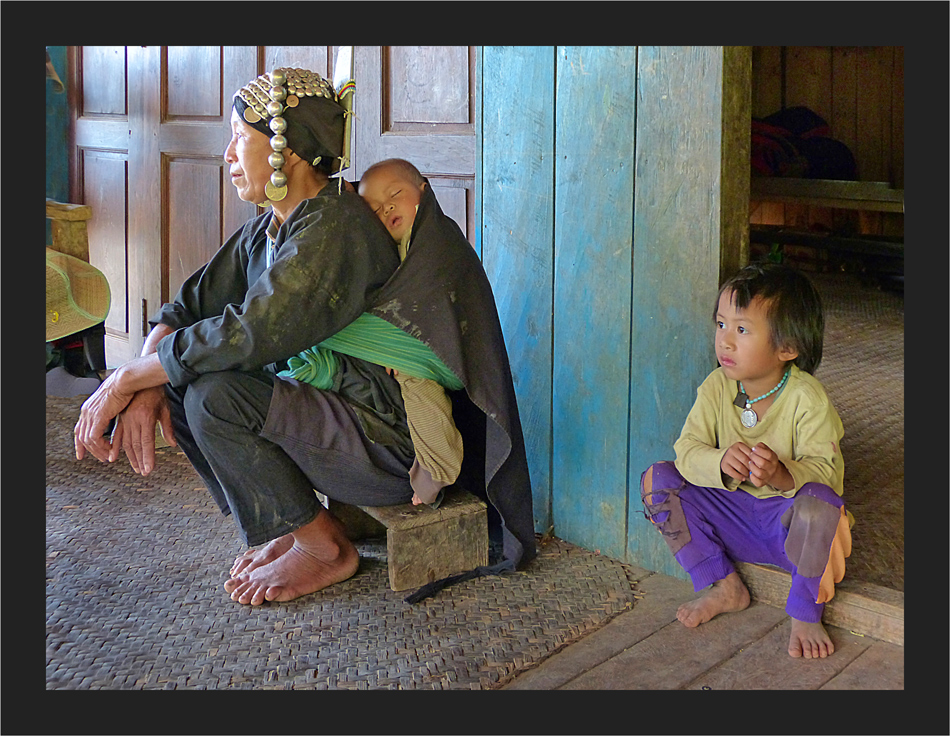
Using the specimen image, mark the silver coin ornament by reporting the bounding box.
[265,180,287,202]
[740,407,758,428]
[234,67,340,204]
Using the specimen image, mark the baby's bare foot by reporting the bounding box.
[228,534,294,582]
[677,571,751,628]
[788,618,835,658]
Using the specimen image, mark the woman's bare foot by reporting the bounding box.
[677,571,751,628]
[224,510,359,606]
[228,534,294,579]
[788,618,835,658]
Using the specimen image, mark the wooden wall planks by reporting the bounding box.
[749,46,904,236]
[480,47,556,533]
[479,47,743,573]
[552,46,637,559]
[625,47,729,578]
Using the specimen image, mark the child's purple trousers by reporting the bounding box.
[640,461,845,623]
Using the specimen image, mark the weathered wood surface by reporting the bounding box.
[480,47,747,573]
[479,46,555,533]
[736,562,904,646]
[504,570,904,691]
[329,491,488,592]
[625,46,733,579]
[552,45,637,561]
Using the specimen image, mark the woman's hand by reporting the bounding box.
[74,367,136,464]
[112,386,176,475]
[73,353,171,468]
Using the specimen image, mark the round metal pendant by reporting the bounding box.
[264,181,287,202]
[740,408,758,428]
[243,107,262,124]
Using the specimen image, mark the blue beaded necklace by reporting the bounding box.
[736,367,790,428]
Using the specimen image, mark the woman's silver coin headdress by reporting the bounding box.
[235,68,338,202]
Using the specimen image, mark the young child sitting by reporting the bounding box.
[640,262,852,659]
[357,158,464,507]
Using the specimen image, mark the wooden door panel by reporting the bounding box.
[355,46,476,241]
[167,46,223,118]
[81,150,128,338]
[264,46,332,79]
[72,46,134,365]
[166,156,226,301]
[429,181,469,237]
[387,46,472,128]
[81,46,127,116]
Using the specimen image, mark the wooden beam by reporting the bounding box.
[736,562,903,646]
[750,177,904,213]
[720,46,753,277]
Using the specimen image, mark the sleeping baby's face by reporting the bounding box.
[359,167,426,242]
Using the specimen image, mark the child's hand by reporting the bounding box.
[721,442,753,482]
[748,442,790,489]
[411,493,423,506]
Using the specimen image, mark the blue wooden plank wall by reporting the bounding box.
[479,47,556,532]
[479,47,728,578]
[552,47,637,560]
[46,46,70,244]
[625,47,725,576]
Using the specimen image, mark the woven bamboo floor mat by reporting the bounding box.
[810,272,904,592]
[45,271,902,690]
[46,396,636,690]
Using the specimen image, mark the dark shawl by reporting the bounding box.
[366,182,536,573]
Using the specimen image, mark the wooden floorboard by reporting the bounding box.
[820,640,905,690]
[686,621,870,690]
[503,570,905,691]
[560,601,787,690]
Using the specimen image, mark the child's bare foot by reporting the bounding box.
[228,534,294,578]
[788,618,835,658]
[677,571,751,628]
[224,511,359,605]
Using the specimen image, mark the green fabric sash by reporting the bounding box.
[279,313,463,392]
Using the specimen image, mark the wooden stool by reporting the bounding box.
[326,490,488,592]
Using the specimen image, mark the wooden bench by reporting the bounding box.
[750,177,904,214]
[749,178,904,276]
[324,490,489,592]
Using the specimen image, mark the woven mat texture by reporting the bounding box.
[810,272,904,592]
[46,399,636,690]
[45,271,902,690]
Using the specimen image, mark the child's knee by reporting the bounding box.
[640,461,682,505]
[640,462,691,554]
[784,484,844,578]
[796,482,843,510]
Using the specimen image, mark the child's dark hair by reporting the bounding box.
[715,262,824,374]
